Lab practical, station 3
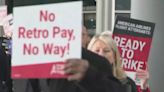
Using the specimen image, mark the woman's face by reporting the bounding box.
[90,40,115,64]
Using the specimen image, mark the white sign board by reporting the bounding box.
[12,1,82,78]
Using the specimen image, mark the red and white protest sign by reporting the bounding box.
[113,16,155,91]
[12,1,82,78]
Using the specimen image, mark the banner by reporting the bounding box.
[113,16,155,87]
[12,1,82,78]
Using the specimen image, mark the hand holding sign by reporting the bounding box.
[64,59,89,81]
[113,16,155,92]
[136,63,149,89]
[12,1,82,78]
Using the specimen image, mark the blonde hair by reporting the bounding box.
[87,31,127,80]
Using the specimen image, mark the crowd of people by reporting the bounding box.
[0,25,150,92]
[87,31,150,92]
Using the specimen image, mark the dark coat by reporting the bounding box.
[49,48,123,92]
[0,38,10,81]
[0,38,12,92]
[120,77,138,92]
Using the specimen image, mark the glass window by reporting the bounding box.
[115,0,131,10]
[13,0,81,6]
[83,13,96,29]
[115,13,130,18]
[83,0,96,6]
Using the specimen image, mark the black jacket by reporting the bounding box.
[49,48,123,92]
[120,77,138,92]
[0,38,9,81]
[0,38,12,92]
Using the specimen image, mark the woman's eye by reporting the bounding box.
[104,49,111,53]
[96,50,99,52]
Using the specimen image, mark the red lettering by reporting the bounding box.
[52,26,60,38]
[40,10,48,22]
[43,43,53,54]
[18,27,49,39]
[23,43,39,55]
[40,10,55,22]
[26,29,33,38]
[18,27,25,38]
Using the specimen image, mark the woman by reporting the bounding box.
[87,31,140,92]
[49,48,123,92]
[88,31,150,92]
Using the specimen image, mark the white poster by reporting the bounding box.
[12,1,82,78]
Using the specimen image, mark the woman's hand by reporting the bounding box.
[136,66,149,89]
[64,59,89,81]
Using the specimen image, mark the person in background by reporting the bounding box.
[102,31,150,92]
[48,25,124,92]
[28,79,41,92]
[49,47,124,92]
[0,37,10,92]
[82,26,90,48]
[87,31,150,92]
[0,27,12,92]
[87,31,137,92]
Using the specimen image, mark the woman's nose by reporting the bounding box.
[98,50,105,57]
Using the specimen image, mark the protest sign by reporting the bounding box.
[12,1,82,78]
[113,16,155,86]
